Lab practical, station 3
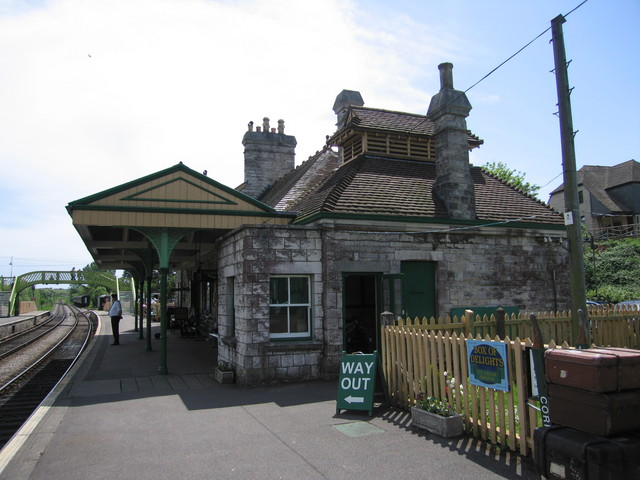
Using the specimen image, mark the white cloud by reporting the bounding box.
[0,0,451,182]
[0,0,455,276]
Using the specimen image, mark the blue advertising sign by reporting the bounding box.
[466,339,509,391]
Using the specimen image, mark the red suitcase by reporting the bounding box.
[544,347,640,393]
[548,384,640,437]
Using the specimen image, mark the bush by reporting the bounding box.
[585,238,640,301]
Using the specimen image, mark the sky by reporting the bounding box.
[0,0,638,279]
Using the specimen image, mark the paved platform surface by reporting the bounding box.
[0,314,539,480]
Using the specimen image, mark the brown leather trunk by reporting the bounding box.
[544,347,640,393]
[548,384,640,436]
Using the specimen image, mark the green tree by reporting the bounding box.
[70,263,175,306]
[481,161,541,198]
[72,262,113,307]
[585,237,640,303]
[148,270,176,297]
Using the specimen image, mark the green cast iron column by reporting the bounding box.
[146,274,152,352]
[159,266,169,375]
[134,227,191,375]
[138,278,144,339]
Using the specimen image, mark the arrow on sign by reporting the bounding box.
[345,395,365,404]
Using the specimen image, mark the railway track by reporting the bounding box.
[0,304,94,450]
[0,306,62,362]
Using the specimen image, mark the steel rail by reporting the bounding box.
[0,302,62,344]
[46,306,94,393]
[0,305,87,394]
[0,307,67,361]
[0,314,52,344]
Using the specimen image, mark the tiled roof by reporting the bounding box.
[336,106,483,147]
[350,107,435,135]
[260,146,340,211]
[475,169,562,224]
[550,160,640,213]
[603,159,640,188]
[292,155,563,226]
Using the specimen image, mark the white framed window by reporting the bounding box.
[269,275,311,339]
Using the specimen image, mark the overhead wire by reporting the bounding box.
[407,0,591,197]
[410,0,590,128]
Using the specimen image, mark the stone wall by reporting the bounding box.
[322,223,569,315]
[211,221,570,385]
[216,225,324,385]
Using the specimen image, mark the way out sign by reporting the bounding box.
[336,352,377,416]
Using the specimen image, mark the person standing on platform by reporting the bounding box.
[108,293,123,346]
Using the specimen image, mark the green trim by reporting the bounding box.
[122,177,238,206]
[294,211,565,231]
[69,204,295,219]
[67,162,278,214]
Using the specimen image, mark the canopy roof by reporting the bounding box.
[67,162,294,273]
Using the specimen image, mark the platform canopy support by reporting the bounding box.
[135,227,192,375]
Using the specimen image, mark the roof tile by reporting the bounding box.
[292,155,562,226]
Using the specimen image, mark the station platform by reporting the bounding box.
[0,311,49,326]
[0,314,537,480]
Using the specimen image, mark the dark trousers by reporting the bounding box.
[110,316,121,344]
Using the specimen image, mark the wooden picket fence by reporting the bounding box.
[399,305,640,349]
[379,305,639,457]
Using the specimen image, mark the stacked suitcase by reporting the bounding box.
[534,347,640,479]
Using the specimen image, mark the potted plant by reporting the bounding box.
[411,374,464,438]
[214,361,234,384]
[411,395,464,438]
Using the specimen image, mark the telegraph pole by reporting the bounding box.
[551,14,589,345]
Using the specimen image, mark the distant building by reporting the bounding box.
[549,160,640,239]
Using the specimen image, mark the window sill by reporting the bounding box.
[264,341,323,354]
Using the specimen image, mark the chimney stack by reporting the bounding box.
[333,90,364,129]
[427,63,476,220]
[242,117,296,199]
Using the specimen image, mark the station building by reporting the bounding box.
[67,63,569,385]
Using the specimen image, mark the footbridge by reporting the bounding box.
[1,270,134,316]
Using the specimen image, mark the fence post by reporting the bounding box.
[576,308,590,348]
[463,309,474,336]
[496,307,505,339]
[380,311,395,327]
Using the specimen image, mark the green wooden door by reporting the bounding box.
[401,261,436,319]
